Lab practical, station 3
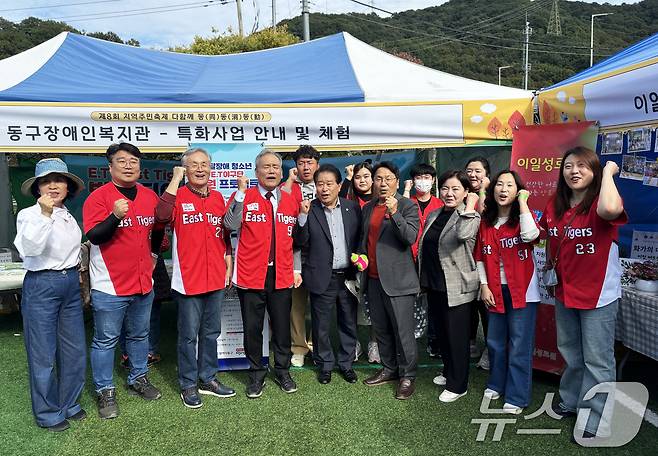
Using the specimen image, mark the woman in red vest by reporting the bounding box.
[475,170,541,414]
[539,147,626,440]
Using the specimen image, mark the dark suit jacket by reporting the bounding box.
[294,197,362,295]
[358,193,420,297]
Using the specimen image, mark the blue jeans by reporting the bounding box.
[21,269,86,427]
[174,290,224,390]
[90,290,154,391]
[119,299,162,356]
[555,298,618,435]
[486,285,537,408]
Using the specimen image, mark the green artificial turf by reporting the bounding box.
[1,303,656,456]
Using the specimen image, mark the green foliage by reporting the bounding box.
[281,0,658,90]
[172,25,300,55]
[0,16,140,60]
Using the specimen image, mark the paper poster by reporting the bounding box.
[643,160,658,187]
[630,230,658,261]
[620,155,646,181]
[628,127,652,153]
[601,132,623,155]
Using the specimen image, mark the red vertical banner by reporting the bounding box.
[510,122,598,374]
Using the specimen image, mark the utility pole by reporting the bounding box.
[302,0,310,42]
[272,0,276,27]
[236,0,244,36]
[590,13,613,67]
[523,12,532,90]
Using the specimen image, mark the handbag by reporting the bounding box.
[541,211,578,288]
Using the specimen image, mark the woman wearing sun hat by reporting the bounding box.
[14,158,87,432]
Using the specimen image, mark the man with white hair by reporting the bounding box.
[156,148,235,408]
[224,149,303,399]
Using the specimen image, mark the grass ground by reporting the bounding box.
[1,301,657,456]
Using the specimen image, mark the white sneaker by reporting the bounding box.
[469,341,481,358]
[483,388,500,400]
[290,354,305,367]
[432,374,447,386]
[354,340,363,362]
[367,341,380,364]
[439,390,467,403]
[477,348,490,371]
[502,403,524,414]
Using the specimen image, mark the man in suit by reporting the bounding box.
[360,161,420,400]
[295,164,361,385]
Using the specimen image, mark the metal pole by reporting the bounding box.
[523,12,530,90]
[302,0,310,42]
[590,13,613,67]
[272,0,276,27]
[498,65,511,86]
[236,0,244,36]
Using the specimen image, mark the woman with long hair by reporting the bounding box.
[475,170,541,414]
[340,160,379,363]
[540,147,625,439]
[340,161,374,208]
[417,170,480,403]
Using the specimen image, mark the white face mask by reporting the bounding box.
[414,179,433,194]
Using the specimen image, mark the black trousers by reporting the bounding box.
[367,278,417,379]
[429,290,471,394]
[309,271,358,372]
[238,266,292,383]
[470,299,489,341]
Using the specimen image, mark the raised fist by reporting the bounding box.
[113,198,129,219]
[37,194,55,217]
[236,175,249,192]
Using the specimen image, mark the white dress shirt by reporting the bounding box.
[14,203,82,271]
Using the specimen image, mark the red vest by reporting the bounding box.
[411,195,444,259]
[539,199,627,309]
[83,182,157,296]
[170,187,227,295]
[474,219,541,313]
[233,187,299,289]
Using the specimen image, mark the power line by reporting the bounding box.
[339,11,611,58]
[0,0,120,13]
[346,0,610,51]
[48,0,232,21]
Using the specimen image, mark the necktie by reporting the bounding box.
[265,191,275,264]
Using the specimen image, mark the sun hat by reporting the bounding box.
[20,158,85,198]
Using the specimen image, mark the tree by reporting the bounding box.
[172,25,299,55]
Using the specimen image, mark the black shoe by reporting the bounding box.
[68,409,87,421]
[128,375,162,401]
[147,353,161,367]
[246,380,265,399]
[97,388,119,420]
[120,355,130,370]
[274,373,298,393]
[552,403,576,418]
[180,387,203,409]
[46,420,70,432]
[318,370,332,384]
[339,369,358,384]
[199,379,236,398]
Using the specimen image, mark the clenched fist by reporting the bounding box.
[385,195,398,215]
[517,189,530,203]
[171,166,186,182]
[300,200,311,214]
[603,161,620,177]
[37,194,56,217]
[465,192,480,210]
[288,167,298,181]
[236,175,249,192]
[404,179,413,192]
[345,164,354,180]
[113,198,129,219]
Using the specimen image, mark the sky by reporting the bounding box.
[0,0,642,49]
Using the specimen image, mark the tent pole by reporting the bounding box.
[236,0,244,37]
[0,154,16,254]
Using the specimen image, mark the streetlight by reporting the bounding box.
[498,65,512,86]
[590,13,613,67]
